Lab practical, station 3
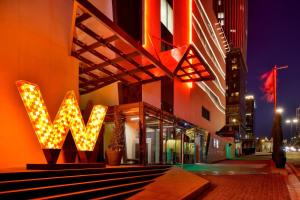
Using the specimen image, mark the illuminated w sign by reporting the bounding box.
[16,80,107,153]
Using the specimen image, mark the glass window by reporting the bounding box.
[161,0,173,34]
[232,64,238,70]
[220,19,224,26]
[161,0,167,26]
[218,12,224,19]
[202,106,210,121]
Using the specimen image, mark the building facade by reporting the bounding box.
[225,49,247,139]
[213,0,248,57]
[0,0,233,169]
[245,95,255,138]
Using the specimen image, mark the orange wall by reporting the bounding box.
[0,0,78,169]
[80,82,119,109]
[142,80,161,109]
[174,79,225,134]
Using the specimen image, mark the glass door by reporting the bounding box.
[163,120,175,164]
[146,115,160,164]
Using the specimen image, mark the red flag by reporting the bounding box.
[260,68,276,103]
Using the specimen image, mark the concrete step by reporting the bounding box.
[92,188,144,200]
[0,173,163,199]
[0,165,171,199]
[0,168,168,191]
[0,165,171,181]
[37,180,153,200]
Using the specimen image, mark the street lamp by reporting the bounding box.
[276,107,284,114]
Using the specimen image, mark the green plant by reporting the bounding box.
[108,107,124,152]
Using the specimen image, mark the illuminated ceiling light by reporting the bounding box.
[130,117,139,121]
[16,80,107,151]
[187,82,193,89]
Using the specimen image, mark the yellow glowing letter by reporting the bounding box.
[16,80,107,151]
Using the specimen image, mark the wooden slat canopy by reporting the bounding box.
[72,0,215,95]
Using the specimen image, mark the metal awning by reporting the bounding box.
[159,45,215,82]
[72,0,173,94]
[72,0,215,95]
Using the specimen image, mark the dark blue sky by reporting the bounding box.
[247,0,300,138]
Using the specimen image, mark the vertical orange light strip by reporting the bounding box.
[189,0,192,44]
[143,0,149,48]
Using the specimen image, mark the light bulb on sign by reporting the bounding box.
[16,80,107,151]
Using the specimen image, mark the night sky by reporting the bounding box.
[247,0,300,138]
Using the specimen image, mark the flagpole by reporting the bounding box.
[273,65,277,112]
[273,65,288,113]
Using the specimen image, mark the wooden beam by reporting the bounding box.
[75,13,91,25]
[177,69,207,78]
[80,65,156,88]
[80,79,118,95]
[73,38,141,82]
[76,35,119,55]
[79,51,140,74]
[180,77,213,82]
[71,51,129,84]
[76,23,156,80]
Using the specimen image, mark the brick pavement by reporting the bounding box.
[197,174,290,200]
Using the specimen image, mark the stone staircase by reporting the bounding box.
[0,165,171,199]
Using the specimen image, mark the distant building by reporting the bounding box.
[245,95,255,138]
[213,0,248,57]
[214,0,248,144]
[256,137,273,153]
[296,107,300,136]
[225,49,247,140]
[242,95,256,155]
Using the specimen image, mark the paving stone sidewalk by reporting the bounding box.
[197,174,290,200]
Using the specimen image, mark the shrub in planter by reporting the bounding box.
[106,107,124,166]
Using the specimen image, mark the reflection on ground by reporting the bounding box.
[181,154,271,175]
